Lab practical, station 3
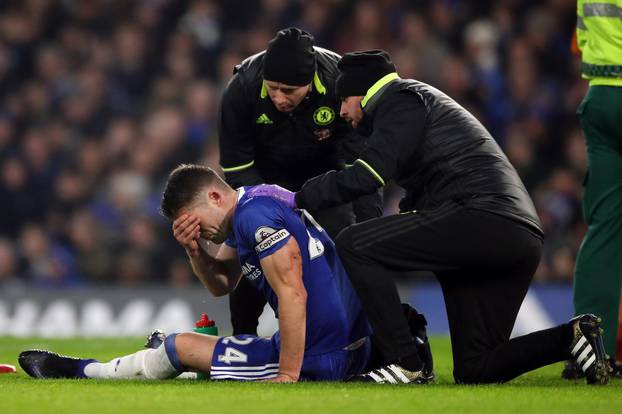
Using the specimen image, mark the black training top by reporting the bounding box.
[295,76,543,236]
[219,47,364,191]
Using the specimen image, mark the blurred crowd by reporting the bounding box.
[0,0,587,288]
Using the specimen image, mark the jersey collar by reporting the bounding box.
[236,187,246,204]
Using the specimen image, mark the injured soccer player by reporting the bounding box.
[19,330,293,381]
[19,164,433,383]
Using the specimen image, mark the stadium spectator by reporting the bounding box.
[0,237,24,292]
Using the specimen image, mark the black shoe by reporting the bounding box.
[144,329,166,349]
[561,359,585,380]
[402,303,435,381]
[348,363,428,384]
[18,350,95,379]
[569,314,609,385]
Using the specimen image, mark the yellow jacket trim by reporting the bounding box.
[355,159,385,186]
[222,160,255,173]
[361,72,400,108]
[313,72,327,95]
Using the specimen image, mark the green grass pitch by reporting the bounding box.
[1,336,621,414]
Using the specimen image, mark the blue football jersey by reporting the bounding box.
[225,187,371,355]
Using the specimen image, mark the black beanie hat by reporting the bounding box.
[335,50,396,98]
[263,27,316,86]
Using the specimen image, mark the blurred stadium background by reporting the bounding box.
[0,0,591,337]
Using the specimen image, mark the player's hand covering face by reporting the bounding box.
[172,214,201,257]
[175,189,233,245]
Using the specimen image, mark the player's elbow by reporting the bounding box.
[205,285,228,297]
[280,285,307,306]
[292,288,307,305]
[202,281,234,297]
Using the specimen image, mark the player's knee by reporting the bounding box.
[174,332,190,349]
[142,334,184,379]
[174,332,208,354]
[169,333,195,372]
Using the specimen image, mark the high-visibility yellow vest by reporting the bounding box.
[577,0,622,86]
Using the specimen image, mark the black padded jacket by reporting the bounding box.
[295,76,543,237]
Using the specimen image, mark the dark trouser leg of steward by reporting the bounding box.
[437,266,572,383]
[574,85,622,357]
[229,203,355,335]
[230,276,267,335]
[335,201,573,383]
[310,203,356,238]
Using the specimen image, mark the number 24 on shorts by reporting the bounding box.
[217,336,252,364]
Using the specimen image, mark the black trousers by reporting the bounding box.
[335,200,573,383]
[229,203,355,335]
